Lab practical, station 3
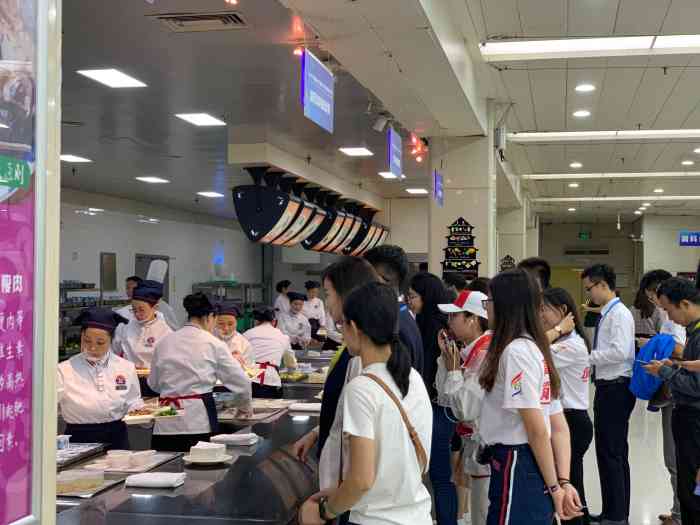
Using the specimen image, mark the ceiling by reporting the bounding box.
[60,0,430,220]
[463,0,700,222]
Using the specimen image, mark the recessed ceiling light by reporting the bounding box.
[568,183,580,188]
[653,188,664,193]
[572,110,591,118]
[339,147,373,157]
[77,69,146,88]
[197,191,225,198]
[135,176,170,184]
[575,83,596,93]
[378,171,398,179]
[694,147,700,154]
[175,113,226,127]
[569,162,583,169]
[508,129,700,143]
[568,207,576,212]
[60,154,92,163]
[405,188,429,195]
[88,208,104,213]
[634,210,643,215]
[643,202,652,206]
[683,160,695,166]
[139,218,160,224]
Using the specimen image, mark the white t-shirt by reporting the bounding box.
[480,338,563,446]
[342,363,433,525]
[551,332,591,410]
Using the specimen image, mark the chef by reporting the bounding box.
[244,306,296,398]
[115,275,142,322]
[277,291,312,350]
[57,308,143,450]
[302,280,326,342]
[215,302,254,367]
[148,293,252,452]
[274,280,292,317]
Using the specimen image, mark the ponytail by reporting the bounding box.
[388,336,411,398]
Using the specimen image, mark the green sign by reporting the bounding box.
[0,155,31,189]
[578,231,592,241]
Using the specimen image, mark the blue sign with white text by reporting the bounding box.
[433,170,444,208]
[679,230,700,247]
[301,49,334,133]
[388,126,402,177]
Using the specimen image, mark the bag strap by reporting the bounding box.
[363,373,428,474]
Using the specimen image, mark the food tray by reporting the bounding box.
[123,409,183,425]
[57,478,123,498]
[218,407,287,422]
[56,443,106,471]
[81,452,181,473]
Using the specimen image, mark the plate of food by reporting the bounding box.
[123,407,155,425]
[153,407,182,419]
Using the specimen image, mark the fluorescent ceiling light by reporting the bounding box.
[532,195,700,202]
[508,129,700,144]
[405,188,429,195]
[568,207,576,212]
[654,34,700,50]
[683,160,695,166]
[523,171,700,180]
[378,171,398,179]
[643,202,652,206]
[135,176,170,184]
[654,188,664,193]
[77,69,146,88]
[175,113,226,126]
[634,210,643,215]
[339,147,373,157]
[60,154,92,163]
[88,208,104,213]
[569,162,583,169]
[572,110,591,118]
[575,84,596,93]
[568,183,580,188]
[197,191,225,198]
[139,217,160,224]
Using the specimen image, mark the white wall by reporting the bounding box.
[272,245,339,294]
[642,215,700,274]
[378,198,429,256]
[61,190,262,320]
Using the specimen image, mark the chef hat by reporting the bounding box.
[183,292,214,318]
[132,280,164,305]
[75,308,129,336]
[216,301,241,318]
[287,291,307,303]
[253,306,276,323]
[304,280,321,290]
[276,280,292,293]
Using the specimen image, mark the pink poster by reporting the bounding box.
[0,0,37,523]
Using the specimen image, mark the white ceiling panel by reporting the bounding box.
[566,0,619,37]
[480,0,521,37]
[594,68,644,130]
[505,143,534,174]
[518,0,565,37]
[614,0,670,35]
[530,69,566,130]
[499,69,537,130]
[632,143,670,170]
[650,141,697,170]
[661,0,700,34]
[623,66,685,129]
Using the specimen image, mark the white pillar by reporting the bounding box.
[497,206,527,266]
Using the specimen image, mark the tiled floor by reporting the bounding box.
[584,400,674,525]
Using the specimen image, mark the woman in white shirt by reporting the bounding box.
[478,269,583,524]
[274,280,292,317]
[215,302,254,367]
[148,293,252,452]
[541,287,593,525]
[278,291,312,349]
[303,280,327,342]
[299,282,433,525]
[58,308,143,449]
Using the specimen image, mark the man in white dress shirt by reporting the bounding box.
[582,264,636,525]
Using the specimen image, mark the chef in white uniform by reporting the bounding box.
[244,307,296,398]
[148,293,252,452]
[215,301,254,367]
[302,280,326,342]
[278,291,312,350]
[115,275,142,322]
[274,280,292,317]
[58,308,143,450]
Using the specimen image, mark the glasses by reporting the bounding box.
[481,299,493,308]
[584,281,602,293]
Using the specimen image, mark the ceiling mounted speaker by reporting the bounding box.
[323,213,357,253]
[302,207,338,252]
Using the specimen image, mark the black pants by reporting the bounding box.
[151,433,211,452]
[562,409,594,525]
[65,420,129,450]
[252,382,283,399]
[593,379,636,522]
[672,405,700,525]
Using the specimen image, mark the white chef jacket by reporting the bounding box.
[551,332,591,410]
[57,352,144,424]
[148,325,252,435]
[113,315,172,369]
[243,323,292,387]
[480,338,563,446]
[324,312,343,344]
[277,311,312,347]
[274,294,290,317]
[221,332,255,367]
[156,300,181,331]
[590,298,635,380]
[115,304,135,322]
[302,297,326,326]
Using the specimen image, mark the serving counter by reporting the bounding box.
[57,413,320,525]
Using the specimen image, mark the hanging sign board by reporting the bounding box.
[301,49,335,133]
[388,126,402,178]
[679,230,700,247]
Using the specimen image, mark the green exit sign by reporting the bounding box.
[578,231,592,241]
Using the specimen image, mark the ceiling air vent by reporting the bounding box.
[153,11,249,33]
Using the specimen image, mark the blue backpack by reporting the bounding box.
[629,334,676,400]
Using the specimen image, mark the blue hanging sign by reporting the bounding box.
[433,170,444,208]
[679,230,700,247]
[301,49,335,133]
[387,126,402,178]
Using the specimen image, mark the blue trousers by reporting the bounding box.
[486,444,554,525]
[430,404,458,525]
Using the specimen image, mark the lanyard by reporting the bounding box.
[593,298,621,350]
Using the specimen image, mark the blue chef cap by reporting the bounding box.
[132,280,164,305]
[75,308,129,336]
[287,292,307,303]
[216,301,241,318]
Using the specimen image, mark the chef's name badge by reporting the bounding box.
[145,336,156,348]
[115,374,128,391]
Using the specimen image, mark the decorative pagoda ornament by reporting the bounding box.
[441,217,480,280]
[500,255,516,272]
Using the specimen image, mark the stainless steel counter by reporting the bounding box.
[56,414,319,525]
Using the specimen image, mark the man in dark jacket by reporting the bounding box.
[364,245,424,375]
[645,277,700,525]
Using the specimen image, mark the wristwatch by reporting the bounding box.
[318,496,337,521]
